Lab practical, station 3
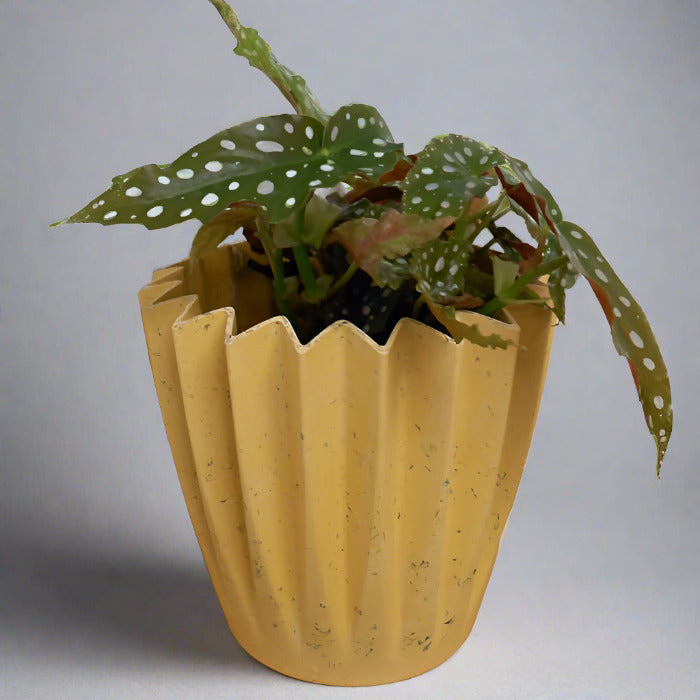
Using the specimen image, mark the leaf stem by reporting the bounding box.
[255,218,292,319]
[412,294,426,319]
[477,254,568,317]
[293,245,323,301]
[326,261,358,298]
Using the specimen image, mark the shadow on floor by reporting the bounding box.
[1,539,258,669]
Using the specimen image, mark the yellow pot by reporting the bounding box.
[138,242,555,686]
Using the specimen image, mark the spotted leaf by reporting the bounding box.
[558,221,672,476]
[543,231,576,322]
[410,236,472,301]
[401,135,504,218]
[209,0,326,123]
[496,152,564,224]
[54,105,402,229]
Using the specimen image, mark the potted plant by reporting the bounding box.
[53,0,673,687]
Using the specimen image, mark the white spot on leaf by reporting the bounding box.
[125,187,142,197]
[643,357,656,370]
[205,161,223,172]
[103,210,117,220]
[177,169,194,179]
[220,139,235,150]
[357,117,366,129]
[228,181,240,191]
[629,330,644,348]
[201,193,219,206]
[255,140,284,153]
[653,395,664,409]
[257,180,274,195]
[434,257,445,272]
[180,208,192,217]
[158,175,170,185]
[147,205,163,218]
[285,197,296,208]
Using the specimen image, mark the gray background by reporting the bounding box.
[1,1,698,697]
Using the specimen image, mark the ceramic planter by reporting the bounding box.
[138,242,555,686]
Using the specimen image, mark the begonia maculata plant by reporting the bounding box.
[55,0,672,475]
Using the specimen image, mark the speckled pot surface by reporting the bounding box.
[138,242,555,686]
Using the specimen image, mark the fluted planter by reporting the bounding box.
[138,241,555,686]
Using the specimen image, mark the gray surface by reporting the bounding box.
[1,1,698,697]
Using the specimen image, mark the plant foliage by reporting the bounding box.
[54,0,672,475]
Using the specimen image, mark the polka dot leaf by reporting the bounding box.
[401,135,504,218]
[557,221,672,476]
[495,152,564,224]
[55,105,401,229]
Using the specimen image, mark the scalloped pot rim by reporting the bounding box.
[222,310,519,355]
[146,242,528,353]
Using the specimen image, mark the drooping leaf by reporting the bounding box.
[189,200,262,262]
[207,0,327,123]
[401,135,505,218]
[336,209,453,278]
[496,152,564,225]
[557,221,672,476]
[428,301,514,350]
[54,105,402,230]
[543,231,576,322]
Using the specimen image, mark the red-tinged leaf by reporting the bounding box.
[336,209,453,278]
[557,221,673,476]
[495,167,555,233]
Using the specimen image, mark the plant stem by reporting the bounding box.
[271,250,293,319]
[326,261,358,298]
[207,0,242,35]
[477,254,568,316]
[255,218,292,319]
[293,245,323,301]
[411,294,426,319]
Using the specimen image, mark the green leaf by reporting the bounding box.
[495,152,564,224]
[55,105,402,230]
[401,135,505,218]
[543,231,577,322]
[335,209,453,278]
[492,256,519,297]
[557,221,672,476]
[376,256,412,290]
[208,0,326,123]
[189,200,262,262]
[273,192,341,249]
[410,236,472,301]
